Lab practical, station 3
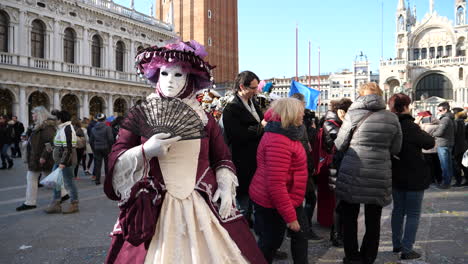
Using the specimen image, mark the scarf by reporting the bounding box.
[54,121,77,147]
[239,95,260,123]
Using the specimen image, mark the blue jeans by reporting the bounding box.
[391,189,424,253]
[437,147,453,185]
[52,165,79,202]
[1,143,12,166]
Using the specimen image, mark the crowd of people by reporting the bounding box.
[221,74,468,264]
[9,109,121,213]
[4,39,468,264]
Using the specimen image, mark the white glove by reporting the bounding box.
[142,133,181,158]
[212,168,238,219]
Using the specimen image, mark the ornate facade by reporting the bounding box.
[380,0,468,113]
[0,0,176,127]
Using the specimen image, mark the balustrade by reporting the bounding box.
[381,56,467,67]
[0,52,13,64]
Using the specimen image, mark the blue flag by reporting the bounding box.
[288,80,320,110]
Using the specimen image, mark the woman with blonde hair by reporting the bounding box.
[16,106,57,211]
[334,82,402,264]
[249,98,309,263]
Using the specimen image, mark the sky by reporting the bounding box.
[114,0,454,79]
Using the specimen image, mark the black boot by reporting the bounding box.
[7,159,13,169]
[330,226,344,247]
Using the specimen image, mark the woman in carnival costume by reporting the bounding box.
[104,40,266,264]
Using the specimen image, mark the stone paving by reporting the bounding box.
[0,159,467,264]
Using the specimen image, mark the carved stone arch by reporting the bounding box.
[1,7,19,24]
[414,71,454,100]
[61,93,81,119]
[113,97,128,116]
[89,95,106,118]
[28,90,51,123]
[410,25,456,48]
[0,87,16,116]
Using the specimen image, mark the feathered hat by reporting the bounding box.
[135,40,215,95]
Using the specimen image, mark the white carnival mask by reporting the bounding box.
[159,65,188,97]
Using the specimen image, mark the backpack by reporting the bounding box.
[312,120,340,178]
[76,135,86,149]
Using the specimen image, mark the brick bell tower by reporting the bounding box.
[155,0,239,89]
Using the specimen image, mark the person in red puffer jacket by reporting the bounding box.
[249,98,309,264]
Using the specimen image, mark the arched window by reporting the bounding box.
[459,67,463,80]
[31,20,45,58]
[63,28,75,63]
[115,41,125,72]
[457,6,465,25]
[0,11,9,52]
[398,15,405,31]
[456,37,466,57]
[421,48,427,59]
[91,35,102,68]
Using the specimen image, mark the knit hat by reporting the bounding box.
[96,113,106,121]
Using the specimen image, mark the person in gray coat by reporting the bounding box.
[334,83,402,264]
[433,102,455,189]
[90,113,114,185]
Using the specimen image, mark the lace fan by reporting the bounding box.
[121,97,205,140]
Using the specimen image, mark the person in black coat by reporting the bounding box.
[10,116,25,158]
[0,115,15,169]
[389,93,435,260]
[323,98,352,247]
[291,93,322,242]
[452,109,468,186]
[222,71,264,226]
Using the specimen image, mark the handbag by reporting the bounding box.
[40,168,63,190]
[118,145,162,246]
[462,149,468,168]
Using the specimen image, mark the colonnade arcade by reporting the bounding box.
[0,87,143,127]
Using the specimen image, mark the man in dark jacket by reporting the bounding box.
[0,115,15,169]
[222,71,264,227]
[10,116,25,158]
[433,102,455,189]
[90,113,114,185]
[452,109,468,186]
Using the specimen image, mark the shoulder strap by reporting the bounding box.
[354,110,376,133]
[343,110,378,151]
[326,119,340,128]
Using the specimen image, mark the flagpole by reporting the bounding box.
[318,46,321,116]
[308,41,311,87]
[296,24,298,82]
[318,46,321,91]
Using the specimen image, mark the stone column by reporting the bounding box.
[129,40,135,73]
[53,20,60,61]
[107,94,113,116]
[108,34,113,70]
[83,92,89,118]
[19,86,27,127]
[53,89,61,110]
[52,20,60,71]
[18,10,27,65]
[82,27,89,66]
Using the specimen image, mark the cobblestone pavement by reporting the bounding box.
[0,160,467,264]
